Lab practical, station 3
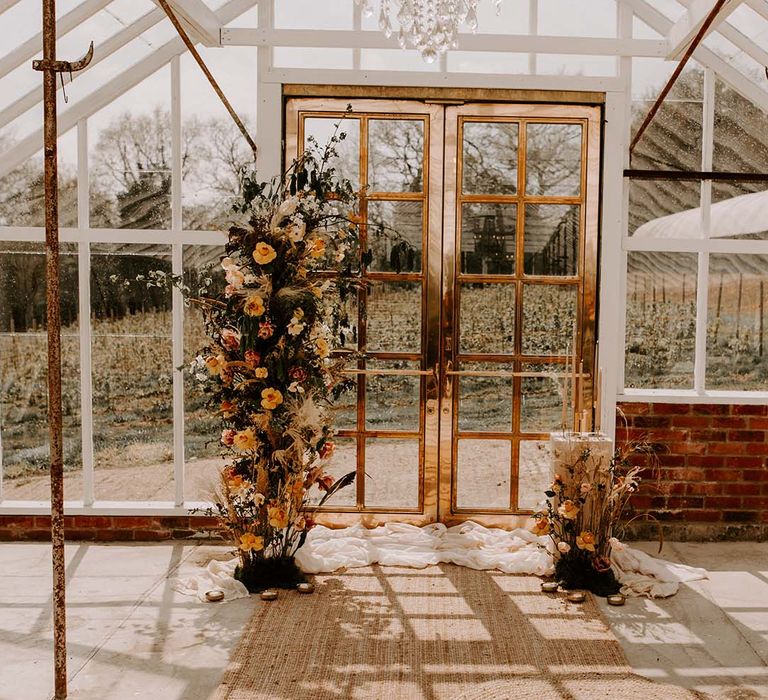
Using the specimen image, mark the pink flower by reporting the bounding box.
[289,366,308,382]
[258,321,275,339]
[244,350,261,367]
[318,473,335,492]
[319,440,335,460]
[220,328,240,351]
[221,429,236,446]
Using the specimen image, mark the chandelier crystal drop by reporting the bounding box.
[354,0,504,63]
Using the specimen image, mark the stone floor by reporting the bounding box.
[0,540,766,700]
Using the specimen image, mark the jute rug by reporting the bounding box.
[211,564,707,700]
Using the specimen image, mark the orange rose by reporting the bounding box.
[261,387,283,410]
[253,241,277,265]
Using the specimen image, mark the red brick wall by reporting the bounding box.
[2,402,767,542]
[617,402,768,540]
[0,515,223,542]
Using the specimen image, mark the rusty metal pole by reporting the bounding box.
[33,2,92,696]
[40,0,67,695]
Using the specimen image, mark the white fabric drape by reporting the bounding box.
[173,522,707,602]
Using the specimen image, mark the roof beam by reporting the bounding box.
[222,27,667,57]
[0,0,112,78]
[153,0,222,47]
[0,0,22,15]
[0,0,256,178]
[622,0,768,114]
[0,7,166,129]
[666,0,744,59]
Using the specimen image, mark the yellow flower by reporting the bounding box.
[268,505,289,529]
[253,241,277,265]
[529,513,551,536]
[254,367,268,379]
[243,293,266,317]
[558,499,580,520]
[227,474,251,494]
[261,387,283,410]
[232,428,257,452]
[308,238,326,259]
[576,530,596,552]
[239,532,264,552]
[205,354,226,376]
[293,515,307,531]
[315,338,330,358]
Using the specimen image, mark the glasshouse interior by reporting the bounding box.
[1,0,768,698]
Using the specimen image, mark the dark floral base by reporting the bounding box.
[235,556,307,593]
[555,555,621,597]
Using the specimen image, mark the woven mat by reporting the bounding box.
[211,564,706,700]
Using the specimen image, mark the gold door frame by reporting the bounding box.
[285,98,445,527]
[439,103,602,529]
[284,95,602,530]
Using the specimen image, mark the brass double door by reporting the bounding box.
[286,96,601,528]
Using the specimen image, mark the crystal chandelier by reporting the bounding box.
[354,0,504,63]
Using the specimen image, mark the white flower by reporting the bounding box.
[286,220,306,242]
[288,381,305,394]
[287,318,306,336]
[557,542,571,554]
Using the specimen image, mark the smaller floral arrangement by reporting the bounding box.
[530,438,654,596]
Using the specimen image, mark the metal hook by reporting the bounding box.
[32,40,94,74]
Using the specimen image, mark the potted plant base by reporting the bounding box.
[235,556,308,593]
[555,554,621,597]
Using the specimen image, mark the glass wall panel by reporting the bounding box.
[366,281,422,353]
[707,254,768,391]
[625,252,697,389]
[457,362,514,433]
[711,183,768,241]
[460,203,516,274]
[368,200,423,273]
[303,116,360,189]
[631,61,703,171]
[524,204,579,276]
[364,438,420,509]
[520,363,568,433]
[306,437,357,508]
[365,360,421,432]
[459,283,515,354]
[462,121,518,195]
[525,123,582,197]
[183,245,225,501]
[0,143,77,228]
[521,284,576,355]
[181,47,255,231]
[89,66,172,230]
[0,242,81,501]
[456,439,509,509]
[629,180,701,238]
[91,244,173,500]
[518,440,552,511]
[368,119,424,193]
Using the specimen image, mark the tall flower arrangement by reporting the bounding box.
[189,136,362,591]
[530,439,654,595]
